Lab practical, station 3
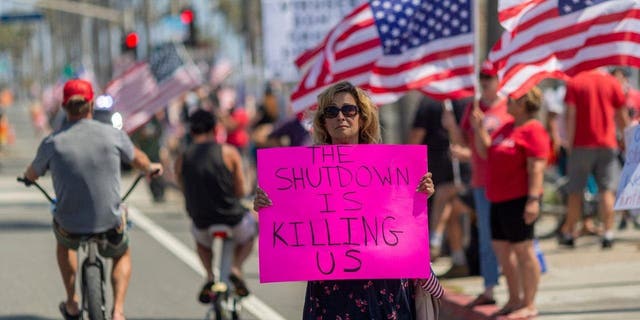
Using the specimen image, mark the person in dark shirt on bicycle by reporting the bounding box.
[174,109,257,303]
[22,79,163,320]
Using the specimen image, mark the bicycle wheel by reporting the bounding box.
[537,173,567,239]
[83,257,106,320]
[537,192,565,239]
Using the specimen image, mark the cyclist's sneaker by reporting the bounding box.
[198,280,215,304]
[601,238,614,249]
[557,234,575,248]
[229,273,250,297]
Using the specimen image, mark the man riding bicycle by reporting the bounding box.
[22,79,163,320]
[174,109,257,304]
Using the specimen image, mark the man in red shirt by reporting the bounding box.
[560,68,630,249]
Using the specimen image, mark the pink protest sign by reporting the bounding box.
[257,144,430,283]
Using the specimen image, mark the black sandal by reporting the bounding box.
[59,302,81,320]
[229,273,250,297]
[465,294,496,308]
[198,281,215,304]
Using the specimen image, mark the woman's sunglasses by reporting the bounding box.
[323,104,359,119]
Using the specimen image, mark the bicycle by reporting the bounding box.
[537,169,599,239]
[17,173,147,320]
[204,224,244,320]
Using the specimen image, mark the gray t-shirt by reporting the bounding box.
[31,119,135,233]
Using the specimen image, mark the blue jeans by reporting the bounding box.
[473,188,499,288]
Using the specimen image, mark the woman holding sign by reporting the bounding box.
[254,81,442,319]
[471,87,549,319]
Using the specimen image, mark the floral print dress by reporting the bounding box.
[302,279,415,320]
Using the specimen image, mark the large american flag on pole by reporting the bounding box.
[490,0,640,98]
[291,0,475,112]
[105,43,202,133]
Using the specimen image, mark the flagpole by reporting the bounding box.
[473,0,481,103]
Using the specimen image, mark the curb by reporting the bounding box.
[440,292,498,320]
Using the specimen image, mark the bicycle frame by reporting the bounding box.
[205,225,242,320]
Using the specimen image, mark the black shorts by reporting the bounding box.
[490,196,534,243]
[457,189,475,211]
[428,150,470,185]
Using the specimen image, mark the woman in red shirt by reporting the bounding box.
[471,87,549,319]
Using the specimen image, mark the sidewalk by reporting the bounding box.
[434,228,640,320]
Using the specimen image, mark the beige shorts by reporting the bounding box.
[53,219,129,258]
[191,212,257,248]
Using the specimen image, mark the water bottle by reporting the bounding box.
[534,239,547,274]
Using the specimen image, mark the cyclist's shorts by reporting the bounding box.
[192,212,257,249]
[53,219,129,258]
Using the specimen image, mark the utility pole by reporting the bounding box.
[33,0,133,30]
[142,0,152,58]
[81,0,93,79]
[486,1,502,58]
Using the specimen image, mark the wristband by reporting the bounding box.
[527,195,541,202]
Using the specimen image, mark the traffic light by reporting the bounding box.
[181,8,197,47]
[122,31,139,58]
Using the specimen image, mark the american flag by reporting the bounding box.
[490,0,640,98]
[105,43,202,133]
[291,0,475,112]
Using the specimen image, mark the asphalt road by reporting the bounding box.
[0,164,311,320]
[0,103,307,320]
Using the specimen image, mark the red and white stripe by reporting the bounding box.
[498,0,546,31]
[490,0,640,98]
[419,267,444,299]
[121,64,201,133]
[291,3,474,112]
[105,62,201,133]
[105,63,158,117]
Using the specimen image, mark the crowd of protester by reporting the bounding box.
[408,63,640,317]
[19,62,640,319]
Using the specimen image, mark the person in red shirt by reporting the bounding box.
[223,107,250,152]
[443,59,512,307]
[472,87,549,319]
[560,68,630,249]
[610,66,640,121]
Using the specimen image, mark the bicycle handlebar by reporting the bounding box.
[17,177,56,204]
[120,169,160,202]
[17,168,160,204]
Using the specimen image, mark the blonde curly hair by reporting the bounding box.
[312,81,381,145]
[511,86,543,114]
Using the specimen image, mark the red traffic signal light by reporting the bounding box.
[180,9,193,24]
[124,32,139,49]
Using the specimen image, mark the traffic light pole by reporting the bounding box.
[30,0,134,30]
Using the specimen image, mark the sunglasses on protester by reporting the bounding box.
[323,104,359,119]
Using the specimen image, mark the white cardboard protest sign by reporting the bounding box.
[615,124,640,210]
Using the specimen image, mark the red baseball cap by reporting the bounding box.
[63,79,94,105]
[479,59,498,77]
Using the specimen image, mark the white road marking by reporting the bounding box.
[128,207,287,320]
